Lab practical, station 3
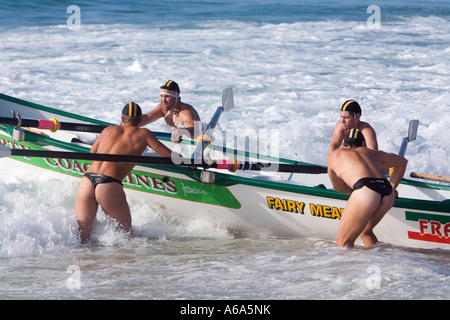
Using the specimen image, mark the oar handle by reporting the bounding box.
[0,116,106,133]
[0,117,40,129]
[0,116,176,143]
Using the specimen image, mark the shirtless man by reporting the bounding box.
[328,100,378,155]
[75,102,172,243]
[139,80,201,143]
[327,128,407,248]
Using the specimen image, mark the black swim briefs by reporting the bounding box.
[84,173,123,188]
[352,177,393,198]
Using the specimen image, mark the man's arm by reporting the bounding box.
[145,130,172,158]
[139,105,164,127]
[361,124,378,150]
[90,137,99,153]
[327,168,353,195]
[328,121,344,156]
[381,152,408,190]
[327,151,353,195]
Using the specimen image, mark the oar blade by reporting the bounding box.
[407,119,419,142]
[221,87,234,111]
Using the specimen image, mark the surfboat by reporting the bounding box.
[0,92,449,250]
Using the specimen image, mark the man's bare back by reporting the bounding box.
[328,147,391,192]
[87,125,171,181]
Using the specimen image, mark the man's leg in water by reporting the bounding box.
[336,187,381,248]
[360,192,395,247]
[75,177,99,243]
[95,183,132,233]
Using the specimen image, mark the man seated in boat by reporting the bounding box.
[327,129,407,248]
[75,102,173,243]
[139,80,202,143]
[328,100,378,155]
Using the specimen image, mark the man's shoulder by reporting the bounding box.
[336,147,365,159]
[355,146,381,159]
[358,121,375,131]
[136,126,156,136]
[102,124,121,134]
[179,102,200,120]
[329,147,347,159]
[131,125,151,133]
[121,125,154,139]
[179,101,195,110]
[121,124,146,132]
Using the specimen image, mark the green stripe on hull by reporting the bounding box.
[0,134,241,209]
[406,211,450,224]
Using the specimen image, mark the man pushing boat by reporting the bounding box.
[327,129,407,248]
[75,102,172,243]
[139,80,202,143]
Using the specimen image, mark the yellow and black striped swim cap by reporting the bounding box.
[122,102,142,118]
[340,100,361,114]
[343,128,365,147]
[160,80,180,94]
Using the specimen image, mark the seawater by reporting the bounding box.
[0,0,449,300]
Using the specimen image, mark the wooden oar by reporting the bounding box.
[192,87,234,160]
[0,145,327,174]
[410,172,450,183]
